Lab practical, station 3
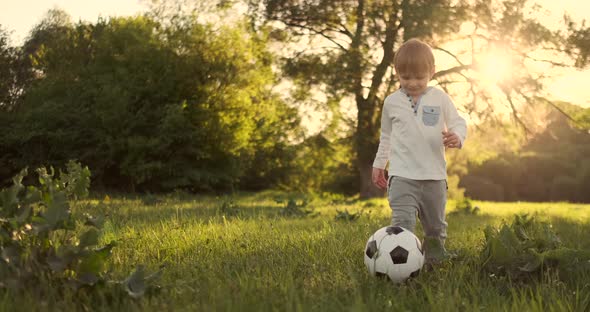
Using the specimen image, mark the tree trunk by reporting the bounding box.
[352,0,396,198]
[357,96,385,199]
[359,160,384,199]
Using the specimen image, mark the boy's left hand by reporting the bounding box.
[442,131,461,149]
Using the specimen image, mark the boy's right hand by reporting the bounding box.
[372,167,387,190]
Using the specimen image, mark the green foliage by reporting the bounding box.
[0,10,300,193]
[251,0,590,197]
[3,192,590,310]
[446,174,466,200]
[282,131,358,194]
[0,26,29,111]
[462,110,590,202]
[450,197,479,215]
[564,15,590,67]
[334,209,361,222]
[0,161,161,299]
[276,197,317,217]
[251,0,469,197]
[555,101,590,131]
[481,214,590,280]
[323,193,359,205]
[0,161,100,290]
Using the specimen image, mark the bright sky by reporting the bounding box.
[529,1,590,107]
[0,0,589,107]
[0,0,148,44]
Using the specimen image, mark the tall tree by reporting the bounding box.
[1,9,301,192]
[248,0,590,198]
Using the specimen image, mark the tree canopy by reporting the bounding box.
[461,103,590,202]
[248,0,590,198]
[0,10,301,192]
[0,2,589,202]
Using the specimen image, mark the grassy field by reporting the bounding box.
[3,191,590,311]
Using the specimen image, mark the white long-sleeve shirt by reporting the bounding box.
[373,87,467,180]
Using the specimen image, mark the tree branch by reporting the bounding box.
[521,53,570,67]
[282,20,348,51]
[336,22,353,38]
[366,14,398,102]
[351,0,366,101]
[433,46,465,66]
[519,92,580,127]
[432,64,473,80]
[503,91,531,136]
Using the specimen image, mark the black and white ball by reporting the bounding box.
[364,226,424,283]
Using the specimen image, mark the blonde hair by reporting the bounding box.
[393,39,435,75]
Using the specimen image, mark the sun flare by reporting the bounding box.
[476,49,513,87]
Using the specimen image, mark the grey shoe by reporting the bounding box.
[423,237,451,264]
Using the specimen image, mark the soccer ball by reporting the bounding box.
[364,226,424,283]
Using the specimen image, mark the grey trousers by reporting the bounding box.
[387,176,448,243]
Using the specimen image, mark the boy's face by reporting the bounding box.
[398,69,434,97]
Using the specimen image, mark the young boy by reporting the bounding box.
[372,38,467,264]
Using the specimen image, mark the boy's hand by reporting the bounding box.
[442,131,461,149]
[372,167,387,190]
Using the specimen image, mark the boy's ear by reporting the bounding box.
[431,66,436,77]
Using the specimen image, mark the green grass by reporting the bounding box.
[3,191,590,311]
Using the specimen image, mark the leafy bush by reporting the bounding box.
[277,197,316,217]
[450,197,479,216]
[334,209,361,222]
[480,214,590,281]
[1,14,300,193]
[0,161,162,298]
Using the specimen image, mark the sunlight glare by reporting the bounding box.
[476,48,513,87]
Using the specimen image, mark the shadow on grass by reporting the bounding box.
[75,192,376,229]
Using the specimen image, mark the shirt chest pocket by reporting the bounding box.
[422,106,440,126]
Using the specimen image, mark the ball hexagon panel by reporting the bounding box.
[389,246,409,264]
[365,240,378,259]
[386,226,404,235]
